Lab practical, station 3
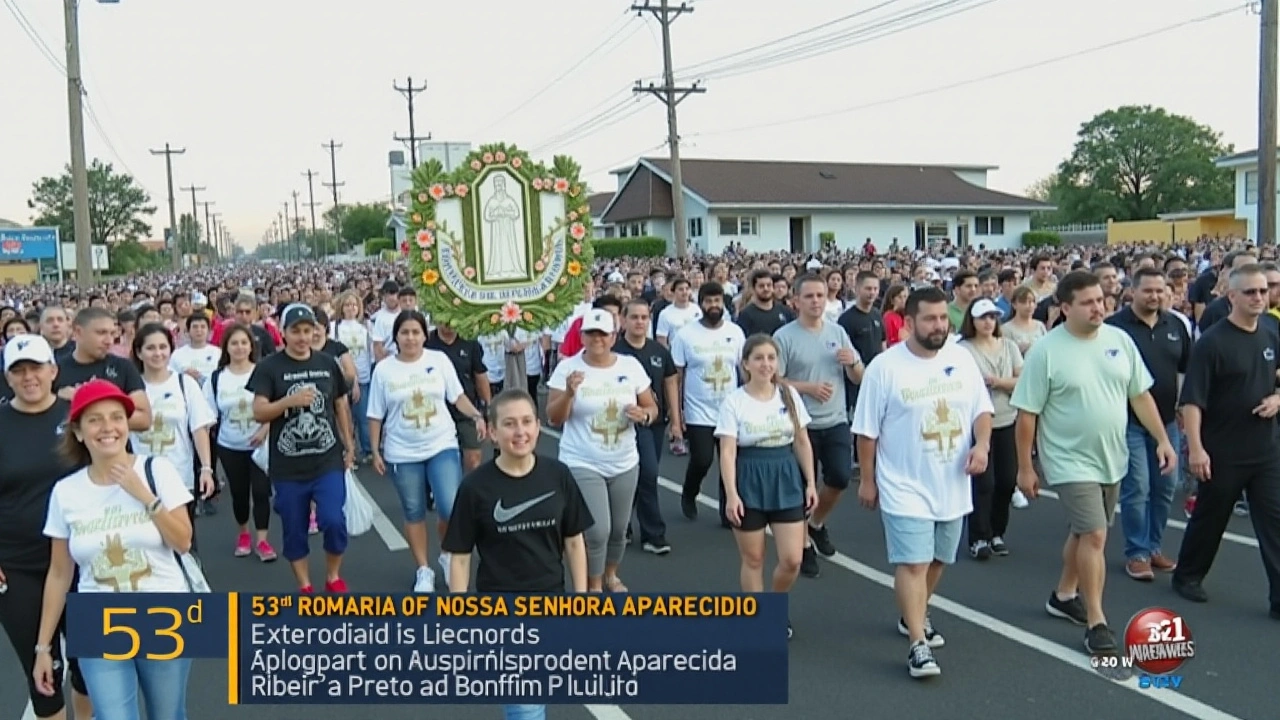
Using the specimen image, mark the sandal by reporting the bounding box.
[604,576,628,592]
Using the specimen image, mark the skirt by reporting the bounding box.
[735,445,804,512]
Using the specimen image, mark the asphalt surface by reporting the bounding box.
[3,420,1273,720]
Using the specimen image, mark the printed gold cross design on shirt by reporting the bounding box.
[703,355,734,394]
[141,414,178,455]
[92,533,153,592]
[231,398,255,432]
[590,398,626,448]
[921,399,962,454]
[402,389,436,429]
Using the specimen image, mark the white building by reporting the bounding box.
[1215,148,1277,241]
[389,141,474,206]
[598,158,1052,254]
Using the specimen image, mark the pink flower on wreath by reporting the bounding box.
[499,301,522,324]
[511,157,523,169]
[399,242,409,256]
[568,211,578,221]
[543,178,554,189]
[534,260,545,272]
[415,229,434,248]
[483,152,495,163]
[532,178,544,191]
[464,266,476,279]
[454,184,469,198]
[571,243,582,254]
[420,250,432,262]
[569,222,586,241]
[470,160,482,171]
[494,151,507,162]
[429,184,447,201]
[553,178,570,193]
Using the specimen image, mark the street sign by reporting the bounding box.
[0,227,59,261]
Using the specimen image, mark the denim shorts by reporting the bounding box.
[391,448,463,523]
[881,512,964,565]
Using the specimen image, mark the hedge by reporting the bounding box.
[365,238,394,256]
[1022,231,1062,248]
[591,237,667,258]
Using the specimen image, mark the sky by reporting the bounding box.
[0,0,1263,250]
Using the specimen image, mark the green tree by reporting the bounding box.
[27,159,156,245]
[107,239,167,275]
[324,202,392,246]
[1054,105,1234,223]
[178,213,204,255]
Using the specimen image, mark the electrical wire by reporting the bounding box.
[527,93,652,153]
[583,139,670,177]
[477,9,642,136]
[690,4,1249,138]
[3,0,66,74]
[689,0,996,81]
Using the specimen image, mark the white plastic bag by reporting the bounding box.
[344,469,373,536]
[251,444,269,474]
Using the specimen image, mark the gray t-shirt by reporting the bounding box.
[773,319,855,430]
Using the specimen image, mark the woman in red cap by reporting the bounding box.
[32,379,196,720]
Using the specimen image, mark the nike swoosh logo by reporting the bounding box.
[493,491,556,524]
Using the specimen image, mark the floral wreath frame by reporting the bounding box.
[404,142,594,339]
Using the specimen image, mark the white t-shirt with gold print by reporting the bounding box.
[549,353,650,476]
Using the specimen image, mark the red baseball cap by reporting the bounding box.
[69,379,136,423]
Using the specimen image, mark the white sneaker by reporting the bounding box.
[1011,489,1029,509]
[437,552,452,589]
[414,566,436,593]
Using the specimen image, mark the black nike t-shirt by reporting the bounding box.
[246,349,349,482]
[442,456,593,593]
[54,353,145,395]
[0,399,73,572]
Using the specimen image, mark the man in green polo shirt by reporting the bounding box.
[947,270,980,331]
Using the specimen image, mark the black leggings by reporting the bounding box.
[682,424,727,517]
[0,567,87,717]
[218,445,272,531]
[968,424,1018,544]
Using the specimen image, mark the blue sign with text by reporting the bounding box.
[0,227,58,261]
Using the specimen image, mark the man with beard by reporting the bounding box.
[1011,271,1176,656]
[851,286,993,678]
[737,269,795,338]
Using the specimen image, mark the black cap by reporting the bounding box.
[281,303,317,330]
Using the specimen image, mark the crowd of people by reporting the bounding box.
[0,236,1276,719]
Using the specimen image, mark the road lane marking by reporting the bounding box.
[540,426,1243,720]
[1038,488,1258,549]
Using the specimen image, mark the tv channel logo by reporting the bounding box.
[1125,606,1195,690]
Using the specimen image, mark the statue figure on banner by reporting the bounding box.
[482,173,528,280]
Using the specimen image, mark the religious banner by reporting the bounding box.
[405,143,593,338]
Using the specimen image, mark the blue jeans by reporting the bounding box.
[78,657,191,720]
[504,705,545,720]
[272,469,348,561]
[391,448,463,523]
[1120,421,1179,560]
[354,382,372,455]
[633,421,667,542]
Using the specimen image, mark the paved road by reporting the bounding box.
[4,424,1271,720]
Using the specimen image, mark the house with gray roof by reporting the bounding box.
[598,158,1052,254]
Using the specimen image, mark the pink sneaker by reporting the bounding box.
[308,511,319,535]
[234,532,252,557]
[299,585,314,594]
[255,540,278,563]
[325,578,348,593]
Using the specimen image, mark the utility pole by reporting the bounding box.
[63,0,94,287]
[209,211,222,264]
[278,211,286,260]
[393,78,431,169]
[282,202,293,262]
[1260,0,1278,246]
[322,140,346,243]
[180,185,205,258]
[200,201,216,260]
[292,191,304,259]
[150,143,186,270]
[632,0,703,259]
[303,170,321,257]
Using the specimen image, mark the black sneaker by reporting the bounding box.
[1270,603,1280,620]
[800,546,820,578]
[898,615,945,648]
[1084,623,1118,654]
[990,536,1009,556]
[908,640,941,678]
[1045,591,1088,625]
[969,540,992,560]
[680,495,698,520]
[642,537,671,555]
[1172,577,1209,603]
[626,526,634,545]
[808,524,836,557]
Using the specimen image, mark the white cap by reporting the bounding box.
[805,258,823,270]
[970,298,1002,318]
[580,309,615,334]
[607,271,624,283]
[4,334,54,371]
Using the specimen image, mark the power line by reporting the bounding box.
[528,95,651,153]
[691,6,1248,138]
[3,0,65,73]
[478,10,643,136]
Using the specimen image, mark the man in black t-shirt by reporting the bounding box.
[736,269,795,338]
[443,390,590,716]
[247,304,355,594]
[1173,264,1280,618]
[1196,250,1257,333]
[428,323,492,472]
[55,307,151,432]
[615,300,677,555]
